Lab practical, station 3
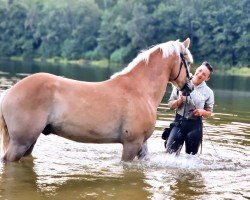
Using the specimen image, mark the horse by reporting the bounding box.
[0,38,193,162]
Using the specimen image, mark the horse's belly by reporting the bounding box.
[53,124,122,144]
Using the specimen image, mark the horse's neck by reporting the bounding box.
[124,57,171,108]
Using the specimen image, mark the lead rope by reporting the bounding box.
[175,91,189,155]
[189,95,219,155]
[187,95,203,154]
[203,125,219,156]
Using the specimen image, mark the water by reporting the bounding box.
[0,60,249,200]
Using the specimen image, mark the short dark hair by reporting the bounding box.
[202,61,213,74]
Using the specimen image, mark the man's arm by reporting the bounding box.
[193,109,212,118]
[169,95,185,110]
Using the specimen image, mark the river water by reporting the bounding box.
[0,60,249,200]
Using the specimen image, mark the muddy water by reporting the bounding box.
[0,62,249,200]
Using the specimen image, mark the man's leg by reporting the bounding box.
[166,126,184,155]
[185,129,202,154]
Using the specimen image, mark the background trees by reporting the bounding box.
[0,0,249,67]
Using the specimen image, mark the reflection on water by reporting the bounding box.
[0,59,114,82]
[0,60,250,199]
[209,74,250,92]
[1,133,248,200]
[170,171,205,199]
[0,155,151,200]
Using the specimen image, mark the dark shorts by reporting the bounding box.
[166,114,203,155]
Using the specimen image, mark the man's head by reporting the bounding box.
[192,61,213,86]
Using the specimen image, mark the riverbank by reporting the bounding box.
[9,56,111,68]
[5,56,250,77]
[225,67,250,77]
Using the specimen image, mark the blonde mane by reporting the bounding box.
[111,40,192,79]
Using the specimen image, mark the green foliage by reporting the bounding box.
[110,45,133,63]
[0,0,101,59]
[0,0,249,68]
[227,67,250,76]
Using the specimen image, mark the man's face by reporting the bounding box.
[192,65,210,85]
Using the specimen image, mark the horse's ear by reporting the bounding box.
[183,38,190,48]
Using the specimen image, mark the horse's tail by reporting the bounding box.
[0,90,9,156]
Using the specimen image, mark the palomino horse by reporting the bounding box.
[0,38,193,162]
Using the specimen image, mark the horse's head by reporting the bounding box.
[169,38,194,96]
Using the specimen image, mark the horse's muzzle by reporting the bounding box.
[180,79,194,96]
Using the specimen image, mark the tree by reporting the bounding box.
[0,0,248,67]
[61,0,101,59]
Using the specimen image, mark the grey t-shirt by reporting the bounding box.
[168,82,214,119]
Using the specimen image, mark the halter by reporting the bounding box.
[171,53,190,81]
[173,52,194,96]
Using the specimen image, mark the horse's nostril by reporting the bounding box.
[181,81,194,96]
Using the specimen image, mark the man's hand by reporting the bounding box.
[176,95,186,106]
[193,109,204,117]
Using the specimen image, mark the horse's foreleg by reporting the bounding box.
[121,141,142,162]
[137,141,148,159]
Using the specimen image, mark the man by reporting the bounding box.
[165,61,214,155]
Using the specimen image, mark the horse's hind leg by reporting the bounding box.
[23,140,37,157]
[3,142,29,162]
[3,139,37,162]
